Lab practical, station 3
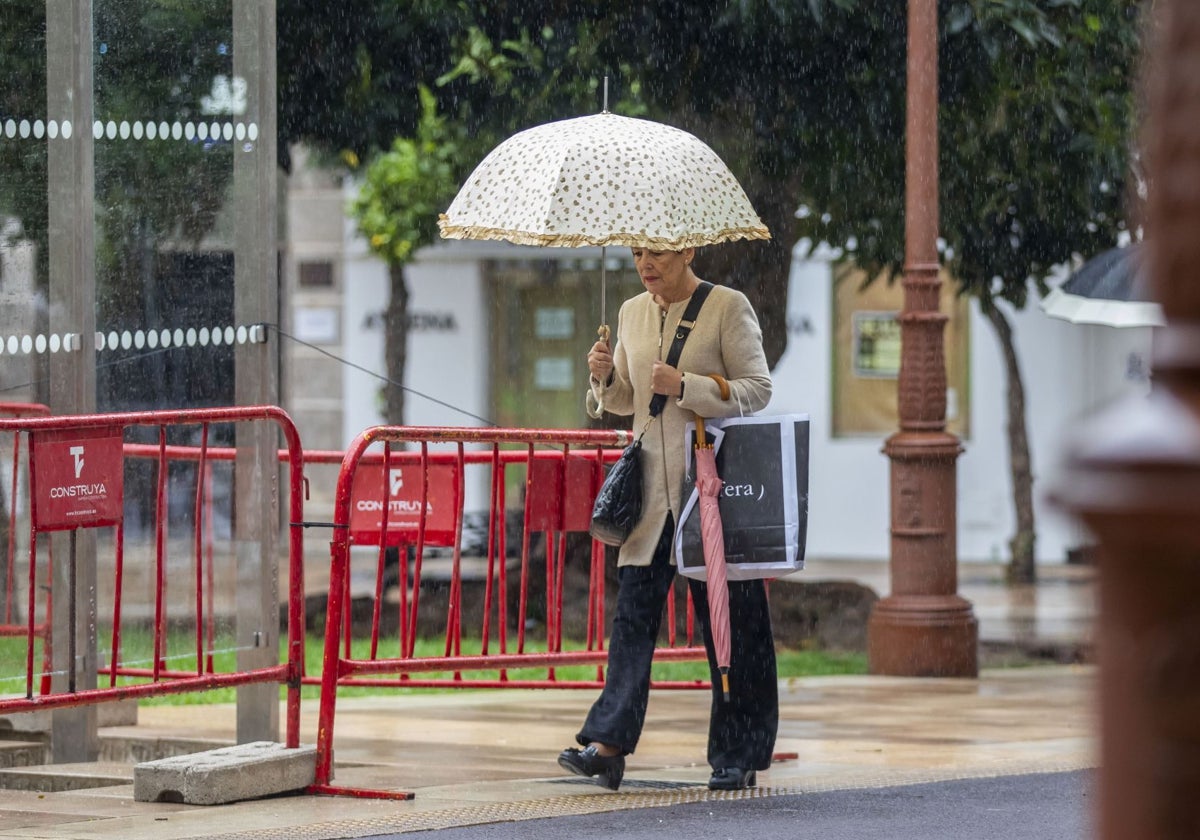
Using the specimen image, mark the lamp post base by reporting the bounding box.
[867,594,978,677]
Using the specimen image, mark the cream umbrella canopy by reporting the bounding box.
[438,112,769,249]
[438,111,769,335]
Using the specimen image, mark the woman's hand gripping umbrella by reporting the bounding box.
[693,373,733,702]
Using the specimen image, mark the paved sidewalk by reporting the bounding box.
[0,665,1096,840]
[0,558,1098,839]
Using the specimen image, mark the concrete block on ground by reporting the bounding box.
[134,741,316,805]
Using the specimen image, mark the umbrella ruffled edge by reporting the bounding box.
[438,215,771,250]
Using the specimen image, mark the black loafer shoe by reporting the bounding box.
[557,745,625,790]
[708,767,757,791]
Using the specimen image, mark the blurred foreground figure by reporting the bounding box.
[1057,2,1200,838]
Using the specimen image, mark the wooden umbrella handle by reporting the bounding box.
[707,373,731,401]
[694,375,730,450]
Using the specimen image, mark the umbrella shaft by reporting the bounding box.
[601,245,606,329]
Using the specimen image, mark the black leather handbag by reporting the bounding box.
[588,282,713,547]
[588,436,644,546]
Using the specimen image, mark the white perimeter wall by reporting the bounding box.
[770,245,1153,564]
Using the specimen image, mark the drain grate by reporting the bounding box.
[201,787,759,840]
[548,777,705,790]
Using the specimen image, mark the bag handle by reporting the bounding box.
[648,281,713,419]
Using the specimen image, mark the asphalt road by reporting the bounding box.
[368,771,1093,840]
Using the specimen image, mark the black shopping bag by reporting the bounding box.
[674,414,809,581]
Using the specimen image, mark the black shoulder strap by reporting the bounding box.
[649,281,714,418]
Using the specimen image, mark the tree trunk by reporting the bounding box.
[981,298,1036,583]
[384,263,409,425]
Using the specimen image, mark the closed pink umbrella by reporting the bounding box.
[694,416,732,702]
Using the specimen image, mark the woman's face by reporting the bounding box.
[631,248,696,302]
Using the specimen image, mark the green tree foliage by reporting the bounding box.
[787,0,1143,580]
[277,0,471,170]
[284,1,1140,578]
[417,3,815,367]
[795,0,1141,298]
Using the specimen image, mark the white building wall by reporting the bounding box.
[340,235,388,446]
[341,235,491,445]
[771,246,1153,564]
[341,233,497,514]
[341,232,1154,565]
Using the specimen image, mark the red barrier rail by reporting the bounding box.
[0,403,52,694]
[0,406,305,749]
[310,426,711,799]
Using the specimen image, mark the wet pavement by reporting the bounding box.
[0,559,1099,839]
[394,770,1093,840]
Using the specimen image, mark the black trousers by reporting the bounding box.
[576,514,779,771]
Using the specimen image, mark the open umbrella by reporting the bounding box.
[438,108,769,337]
[692,414,732,703]
[1041,244,1164,328]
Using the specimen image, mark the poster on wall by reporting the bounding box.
[852,311,901,378]
[832,263,971,438]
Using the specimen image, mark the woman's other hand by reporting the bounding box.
[588,340,614,384]
[651,360,684,397]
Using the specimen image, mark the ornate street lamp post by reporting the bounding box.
[867,0,978,676]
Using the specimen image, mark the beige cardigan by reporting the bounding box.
[587,283,772,567]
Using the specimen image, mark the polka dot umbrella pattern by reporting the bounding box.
[438,112,770,250]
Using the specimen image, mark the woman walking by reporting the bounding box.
[557,246,777,792]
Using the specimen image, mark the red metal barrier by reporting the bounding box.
[310,426,711,799]
[0,403,52,694]
[0,406,305,749]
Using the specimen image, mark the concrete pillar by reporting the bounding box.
[232,0,280,744]
[45,0,99,762]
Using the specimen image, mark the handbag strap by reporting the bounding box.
[648,281,713,419]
